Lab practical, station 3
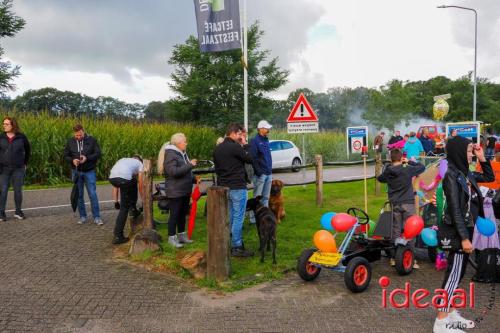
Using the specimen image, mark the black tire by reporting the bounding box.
[394,246,414,275]
[297,248,321,281]
[428,247,437,263]
[344,257,372,293]
[291,158,301,172]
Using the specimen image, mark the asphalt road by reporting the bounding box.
[4,165,375,219]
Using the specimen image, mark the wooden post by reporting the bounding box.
[315,155,323,207]
[128,159,161,255]
[363,155,368,214]
[375,152,382,195]
[206,186,231,281]
[142,159,153,230]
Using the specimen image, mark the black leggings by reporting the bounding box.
[437,251,469,312]
[168,196,190,236]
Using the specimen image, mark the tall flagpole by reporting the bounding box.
[243,0,248,131]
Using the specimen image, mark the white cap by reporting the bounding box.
[257,120,272,129]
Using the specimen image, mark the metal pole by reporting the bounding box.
[243,0,248,130]
[302,134,306,187]
[473,9,477,121]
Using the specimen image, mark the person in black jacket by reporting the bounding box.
[63,124,102,225]
[164,133,198,248]
[214,123,254,257]
[433,136,494,333]
[0,117,31,221]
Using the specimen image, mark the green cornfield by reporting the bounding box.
[0,112,370,185]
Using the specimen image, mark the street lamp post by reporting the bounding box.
[437,5,477,121]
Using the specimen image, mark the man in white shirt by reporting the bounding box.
[108,155,144,245]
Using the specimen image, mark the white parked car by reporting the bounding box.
[269,140,302,172]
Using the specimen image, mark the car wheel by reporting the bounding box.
[291,158,301,172]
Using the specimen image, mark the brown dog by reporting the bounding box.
[269,179,285,223]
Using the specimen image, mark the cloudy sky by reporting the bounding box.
[3,0,499,104]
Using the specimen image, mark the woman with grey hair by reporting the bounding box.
[163,133,198,248]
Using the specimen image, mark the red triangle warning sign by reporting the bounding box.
[287,93,318,122]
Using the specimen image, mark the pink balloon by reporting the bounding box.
[332,213,357,232]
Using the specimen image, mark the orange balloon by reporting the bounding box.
[313,230,337,253]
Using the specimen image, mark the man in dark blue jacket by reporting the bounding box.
[419,128,434,154]
[249,120,273,224]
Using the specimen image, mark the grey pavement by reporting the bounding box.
[5,165,374,219]
[0,210,499,332]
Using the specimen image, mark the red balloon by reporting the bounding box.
[403,215,424,239]
[331,213,357,232]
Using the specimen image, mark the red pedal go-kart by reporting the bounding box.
[297,206,415,293]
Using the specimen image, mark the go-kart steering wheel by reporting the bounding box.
[346,207,369,225]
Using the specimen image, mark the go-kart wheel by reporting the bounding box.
[344,257,372,293]
[428,247,437,263]
[346,207,369,225]
[297,249,321,281]
[395,246,414,275]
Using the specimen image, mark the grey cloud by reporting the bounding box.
[449,0,500,78]
[4,0,324,84]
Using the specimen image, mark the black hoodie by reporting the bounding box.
[377,161,425,204]
[0,132,31,168]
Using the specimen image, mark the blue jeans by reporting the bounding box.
[253,174,272,207]
[486,147,494,160]
[0,167,25,213]
[72,169,100,219]
[228,189,247,248]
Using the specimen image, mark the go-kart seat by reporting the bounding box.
[371,210,393,239]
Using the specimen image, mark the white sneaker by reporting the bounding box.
[433,316,465,333]
[177,232,193,244]
[94,218,104,226]
[448,310,475,329]
[168,236,184,248]
[77,217,87,224]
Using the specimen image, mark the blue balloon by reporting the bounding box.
[421,228,438,247]
[320,212,336,231]
[476,217,496,237]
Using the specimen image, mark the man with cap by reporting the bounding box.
[249,120,273,224]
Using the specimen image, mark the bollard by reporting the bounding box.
[206,186,231,281]
[315,155,323,207]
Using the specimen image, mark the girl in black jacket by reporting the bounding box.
[163,133,198,248]
[0,117,31,221]
[433,136,494,333]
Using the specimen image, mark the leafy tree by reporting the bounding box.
[11,87,145,118]
[0,0,25,94]
[168,22,289,129]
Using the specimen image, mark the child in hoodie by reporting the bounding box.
[403,131,424,161]
[377,149,425,267]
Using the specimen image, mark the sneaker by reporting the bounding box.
[231,246,254,257]
[94,218,104,226]
[433,316,465,333]
[13,211,25,220]
[448,310,475,329]
[413,260,420,269]
[77,217,87,224]
[177,232,193,244]
[112,236,130,245]
[0,212,6,222]
[389,258,396,266]
[168,235,184,248]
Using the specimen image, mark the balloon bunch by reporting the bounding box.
[419,159,448,191]
[314,212,358,252]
